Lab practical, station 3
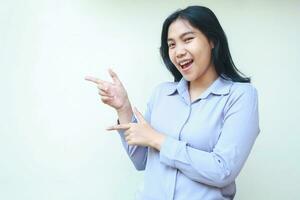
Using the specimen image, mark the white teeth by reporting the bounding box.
[179,60,192,66]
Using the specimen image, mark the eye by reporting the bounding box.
[184,37,194,42]
[168,43,175,49]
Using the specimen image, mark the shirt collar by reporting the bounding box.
[165,76,233,99]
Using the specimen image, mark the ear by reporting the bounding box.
[209,40,214,49]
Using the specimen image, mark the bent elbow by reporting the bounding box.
[134,164,146,171]
[214,177,234,188]
[212,169,236,188]
[127,146,148,171]
[130,154,147,171]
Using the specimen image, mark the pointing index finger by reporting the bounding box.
[85,76,105,85]
[85,76,100,84]
[106,124,131,131]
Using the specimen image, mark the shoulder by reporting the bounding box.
[146,81,177,105]
[152,81,178,96]
[229,81,258,98]
[224,81,259,112]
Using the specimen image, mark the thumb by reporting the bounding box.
[108,68,121,84]
[133,107,146,124]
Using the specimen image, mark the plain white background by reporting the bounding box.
[1,0,300,199]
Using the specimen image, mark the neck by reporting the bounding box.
[189,65,218,95]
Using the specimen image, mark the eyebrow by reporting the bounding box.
[167,31,195,42]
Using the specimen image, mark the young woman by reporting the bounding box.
[85,5,260,200]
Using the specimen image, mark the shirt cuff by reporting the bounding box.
[159,136,187,168]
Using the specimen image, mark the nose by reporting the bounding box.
[175,45,187,59]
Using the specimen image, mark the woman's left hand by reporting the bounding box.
[106,107,165,151]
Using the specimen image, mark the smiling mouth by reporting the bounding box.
[179,59,193,70]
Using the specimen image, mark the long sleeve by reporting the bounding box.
[117,84,162,171]
[159,85,260,188]
[118,115,148,171]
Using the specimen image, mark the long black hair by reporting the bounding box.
[160,6,250,83]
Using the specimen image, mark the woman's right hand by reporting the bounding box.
[85,68,131,112]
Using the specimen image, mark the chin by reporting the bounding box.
[182,73,197,82]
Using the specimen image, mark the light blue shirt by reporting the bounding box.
[118,76,260,200]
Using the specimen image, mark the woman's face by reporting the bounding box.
[167,18,215,83]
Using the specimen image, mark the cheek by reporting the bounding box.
[168,50,176,65]
[193,46,211,64]
[203,48,213,63]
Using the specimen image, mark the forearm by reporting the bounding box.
[116,100,133,124]
[116,105,148,170]
[119,135,148,171]
[159,137,235,187]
